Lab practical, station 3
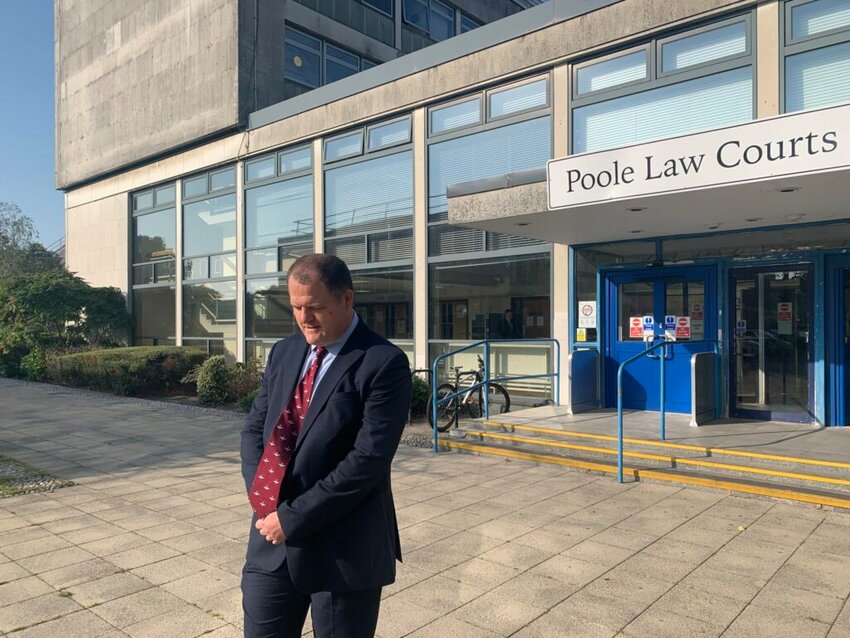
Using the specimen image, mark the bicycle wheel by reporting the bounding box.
[427,383,458,432]
[484,383,511,416]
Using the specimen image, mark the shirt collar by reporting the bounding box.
[310,312,359,358]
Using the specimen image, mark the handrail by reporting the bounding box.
[617,338,720,483]
[431,338,561,453]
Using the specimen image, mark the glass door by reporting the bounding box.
[730,266,813,422]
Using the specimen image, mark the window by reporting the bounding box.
[489,78,549,119]
[428,117,552,216]
[325,131,364,162]
[352,268,414,339]
[246,176,314,249]
[367,118,412,151]
[460,14,480,33]
[284,25,380,98]
[362,0,393,17]
[576,49,648,95]
[573,67,753,153]
[280,147,312,174]
[660,20,749,73]
[572,15,754,153]
[183,194,237,258]
[403,0,457,41]
[131,182,177,345]
[246,145,313,185]
[247,277,296,339]
[429,97,481,135]
[183,175,208,199]
[210,167,236,191]
[292,0,394,46]
[183,281,238,341]
[784,0,850,112]
[429,255,551,340]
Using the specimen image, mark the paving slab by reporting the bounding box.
[1,379,849,638]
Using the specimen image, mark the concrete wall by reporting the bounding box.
[56,0,241,189]
[65,193,129,293]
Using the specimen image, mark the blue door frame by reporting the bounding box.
[826,255,850,427]
[603,266,717,413]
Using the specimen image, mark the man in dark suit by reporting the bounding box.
[240,254,412,638]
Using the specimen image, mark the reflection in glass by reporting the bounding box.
[183,175,208,199]
[246,176,313,248]
[183,281,237,339]
[133,286,175,343]
[325,151,413,235]
[428,255,551,340]
[183,194,236,257]
[247,277,296,339]
[352,268,413,339]
[133,209,176,263]
[246,157,276,183]
[210,167,236,191]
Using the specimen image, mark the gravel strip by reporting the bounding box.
[0,455,73,497]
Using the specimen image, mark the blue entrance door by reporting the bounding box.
[604,267,716,413]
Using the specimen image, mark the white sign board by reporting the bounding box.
[547,103,850,209]
[578,301,597,328]
[778,302,793,335]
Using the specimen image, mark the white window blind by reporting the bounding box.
[489,79,548,119]
[792,0,850,39]
[661,21,747,72]
[246,176,313,248]
[325,151,413,235]
[573,67,752,153]
[576,50,647,95]
[786,41,850,112]
[428,117,552,214]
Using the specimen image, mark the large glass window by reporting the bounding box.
[784,0,850,112]
[293,0,394,46]
[428,116,552,215]
[183,194,237,258]
[133,286,175,345]
[429,255,551,340]
[246,176,313,249]
[326,151,413,236]
[572,15,754,153]
[352,267,414,339]
[246,277,296,340]
[183,281,237,341]
[573,67,752,153]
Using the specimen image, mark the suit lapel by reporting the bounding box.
[294,322,368,453]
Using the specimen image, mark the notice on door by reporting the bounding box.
[629,316,643,339]
[778,302,793,335]
[690,302,705,338]
[578,301,597,328]
[676,316,691,339]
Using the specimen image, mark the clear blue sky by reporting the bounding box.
[0,2,64,247]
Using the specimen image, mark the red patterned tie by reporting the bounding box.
[249,346,328,517]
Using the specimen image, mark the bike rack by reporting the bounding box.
[430,338,561,453]
[616,338,720,483]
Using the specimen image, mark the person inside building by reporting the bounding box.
[500,308,522,339]
[240,253,412,638]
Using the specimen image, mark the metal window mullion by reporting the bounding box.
[175,180,183,346]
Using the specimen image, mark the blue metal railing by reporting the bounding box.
[617,338,720,483]
[431,339,561,453]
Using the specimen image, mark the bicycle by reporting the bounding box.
[427,355,510,432]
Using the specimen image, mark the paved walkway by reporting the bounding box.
[0,379,848,637]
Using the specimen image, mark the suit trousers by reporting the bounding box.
[242,559,382,638]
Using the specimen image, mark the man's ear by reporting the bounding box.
[344,289,354,310]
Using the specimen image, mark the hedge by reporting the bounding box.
[55,346,207,396]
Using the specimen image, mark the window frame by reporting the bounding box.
[572,45,652,100]
[366,116,413,152]
[656,14,752,79]
[360,0,393,18]
[486,74,551,122]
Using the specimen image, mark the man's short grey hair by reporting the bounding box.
[287,254,353,297]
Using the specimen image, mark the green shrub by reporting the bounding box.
[56,346,206,396]
[229,358,262,404]
[196,355,231,404]
[410,374,429,417]
[20,346,47,381]
[239,388,260,413]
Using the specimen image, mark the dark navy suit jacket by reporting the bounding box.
[240,319,412,593]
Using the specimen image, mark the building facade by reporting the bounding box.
[60,0,850,425]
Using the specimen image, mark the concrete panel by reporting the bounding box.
[756,1,780,118]
[65,193,130,293]
[56,0,241,189]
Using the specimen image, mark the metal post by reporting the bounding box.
[660,339,666,441]
[554,340,561,406]
[617,368,624,484]
[483,341,491,419]
[432,357,439,454]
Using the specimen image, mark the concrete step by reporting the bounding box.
[438,420,850,510]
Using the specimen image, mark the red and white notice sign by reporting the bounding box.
[778,302,793,335]
[675,316,691,339]
[629,317,643,339]
[691,302,704,321]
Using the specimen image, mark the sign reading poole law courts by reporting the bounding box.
[547,104,850,209]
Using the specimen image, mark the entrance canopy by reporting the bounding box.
[447,104,850,245]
